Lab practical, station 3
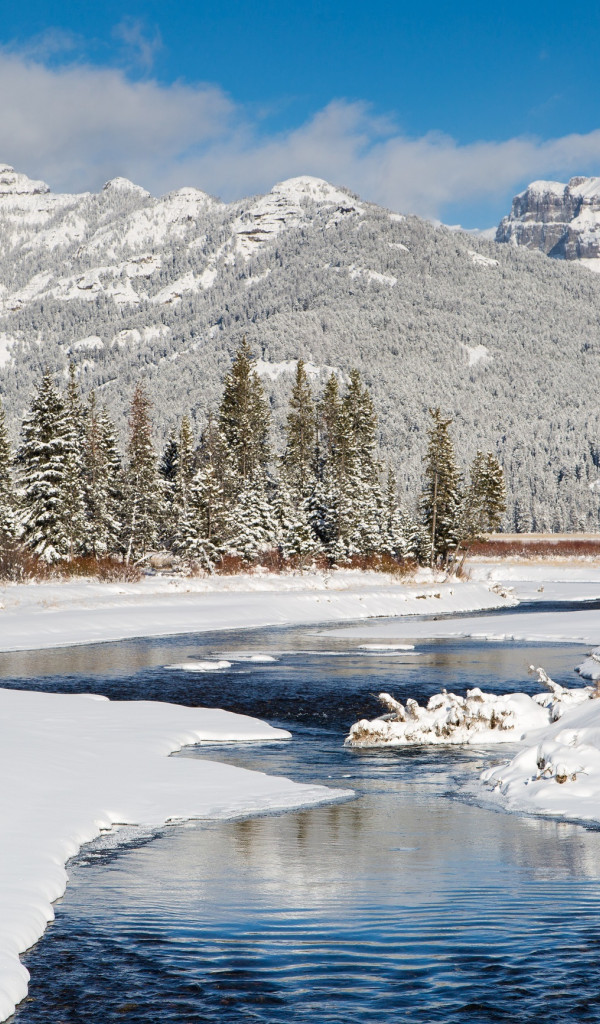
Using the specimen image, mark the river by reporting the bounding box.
[6,610,600,1023]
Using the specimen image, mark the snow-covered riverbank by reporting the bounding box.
[0,570,515,653]
[0,690,349,1022]
[341,560,600,828]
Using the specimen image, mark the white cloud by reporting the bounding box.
[1,47,600,218]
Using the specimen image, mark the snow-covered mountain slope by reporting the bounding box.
[1,164,600,532]
[496,176,600,268]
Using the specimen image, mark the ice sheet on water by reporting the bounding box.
[167,660,232,672]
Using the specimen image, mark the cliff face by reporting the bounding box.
[496,177,600,261]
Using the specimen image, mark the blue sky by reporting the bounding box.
[1,1,600,226]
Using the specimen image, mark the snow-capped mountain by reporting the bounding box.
[0,162,600,532]
[496,177,600,271]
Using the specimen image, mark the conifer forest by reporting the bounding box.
[0,341,506,576]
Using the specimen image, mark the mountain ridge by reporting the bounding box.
[0,163,598,532]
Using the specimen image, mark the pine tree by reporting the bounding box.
[121,383,163,563]
[62,363,89,558]
[313,370,385,561]
[219,339,270,489]
[476,452,507,532]
[226,473,279,564]
[16,372,73,561]
[420,408,462,565]
[0,398,16,540]
[161,417,196,548]
[382,470,410,561]
[174,461,225,570]
[282,360,317,497]
[83,392,122,556]
[274,479,320,563]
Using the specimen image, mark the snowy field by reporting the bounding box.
[0,569,515,653]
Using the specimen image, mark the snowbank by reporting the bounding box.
[481,695,600,823]
[576,647,600,681]
[0,572,515,652]
[0,689,348,1022]
[346,668,593,747]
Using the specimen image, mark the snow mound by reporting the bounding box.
[481,685,600,822]
[346,667,593,747]
[576,647,600,681]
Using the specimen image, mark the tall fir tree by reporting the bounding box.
[83,392,122,556]
[0,398,16,540]
[420,408,462,565]
[226,472,279,564]
[62,363,90,558]
[282,359,317,497]
[173,461,225,569]
[121,383,164,563]
[219,339,270,490]
[16,372,73,561]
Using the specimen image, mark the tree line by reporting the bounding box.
[0,341,506,573]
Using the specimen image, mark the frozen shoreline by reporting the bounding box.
[0,570,515,653]
[0,690,350,1022]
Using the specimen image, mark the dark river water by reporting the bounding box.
[6,614,600,1023]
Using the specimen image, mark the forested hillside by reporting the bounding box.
[0,164,599,531]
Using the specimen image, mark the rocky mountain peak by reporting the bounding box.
[0,164,50,196]
[496,176,600,265]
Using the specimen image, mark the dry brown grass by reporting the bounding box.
[470,537,600,559]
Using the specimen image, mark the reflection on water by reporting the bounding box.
[10,621,600,1023]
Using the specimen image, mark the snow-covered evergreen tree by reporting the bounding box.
[420,408,462,565]
[219,338,270,490]
[62,363,90,558]
[174,462,225,570]
[274,479,320,563]
[16,372,74,561]
[121,383,164,563]
[83,392,122,556]
[0,398,16,540]
[282,359,317,497]
[226,473,279,563]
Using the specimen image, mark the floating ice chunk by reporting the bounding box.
[358,643,415,651]
[168,660,232,672]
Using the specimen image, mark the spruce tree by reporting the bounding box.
[0,398,16,540]
[420,408,461,565]
[174,462,225,570]
[476,452,507,532]
[121,383,163,563]
[62,363,90,558]
[226,473,279,564]
[274,479,320,563]
[282,360,317,497]
[17,372,73,561]
[219,339,270,489]
[83,392,122,556]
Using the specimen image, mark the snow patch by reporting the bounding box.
[461,343,491,366]
[468,249,499,268]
